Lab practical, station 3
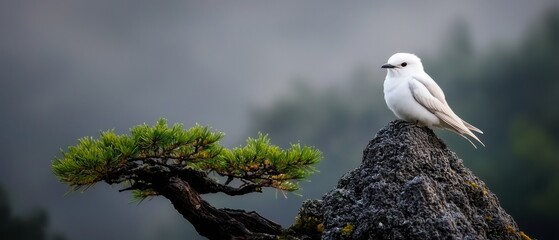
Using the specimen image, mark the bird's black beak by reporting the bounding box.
[381,63,396,69]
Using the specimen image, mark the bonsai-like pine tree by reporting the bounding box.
[52,119,322,239]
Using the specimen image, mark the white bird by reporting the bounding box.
[382,53,484,148]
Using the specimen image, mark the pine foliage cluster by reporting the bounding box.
[52,119,322,199]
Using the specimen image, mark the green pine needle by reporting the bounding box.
[52,119,322,197]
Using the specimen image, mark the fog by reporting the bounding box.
[0,1,556,239]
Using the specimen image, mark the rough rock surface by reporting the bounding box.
[316,120,525,240]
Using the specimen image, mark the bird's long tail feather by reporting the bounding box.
[462,120,483,134]
[435,113,485,148]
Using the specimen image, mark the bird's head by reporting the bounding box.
[381,53,424,77]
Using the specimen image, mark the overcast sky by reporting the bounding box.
[0,1,556,239]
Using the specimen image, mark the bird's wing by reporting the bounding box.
[413,73,448,105]
[413,73,484,134]
[408,78,454,117]
[408,78,484,147]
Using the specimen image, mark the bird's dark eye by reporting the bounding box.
[401,62,407,67]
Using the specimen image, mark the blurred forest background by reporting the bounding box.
[1,1,558,239]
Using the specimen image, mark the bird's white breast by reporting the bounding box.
[383,76,440,127]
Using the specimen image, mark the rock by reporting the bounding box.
[317,120,527,240]
[289,199,324,240]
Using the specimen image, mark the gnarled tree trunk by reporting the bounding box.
[155,176,283,240]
